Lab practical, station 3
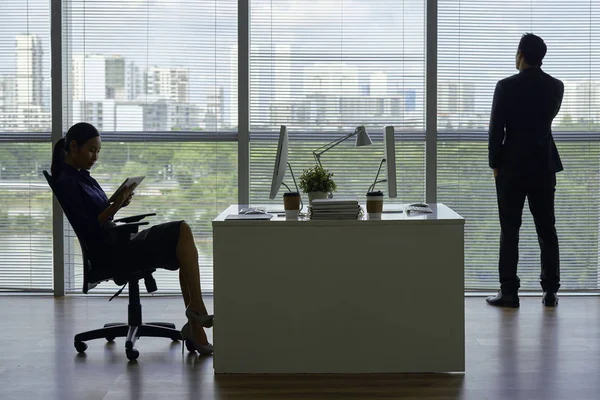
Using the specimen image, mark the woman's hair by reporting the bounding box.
[51,122,100,177]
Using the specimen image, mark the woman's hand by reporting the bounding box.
[121,190,134,208]
[98,183,137,225]
[114,183,137,208]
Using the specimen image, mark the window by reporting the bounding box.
[62,0,238,293]
[438,0,600,290]
[7,0,600,294]
[0,1,52,291]
[249,0,426,207]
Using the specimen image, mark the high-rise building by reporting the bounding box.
[105,55,126,100]
[72,99,116,132]
[170,102,201,130]
[365,72,389,118]
[0,76,16,111]
[206,87,225,130]
[249,43,292,129]
[72,54,106,102]
[73,54,142,102]
[299,62,359,127]
[116,102,145,131]
[69,55,196,131]
[560,80,600,126]
[146,66,189,103]
[125,62,142,101]
[15,34,43,108]
[71,54,107,126]
[438,81,476,129]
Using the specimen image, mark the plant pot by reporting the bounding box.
[307,191,328,205]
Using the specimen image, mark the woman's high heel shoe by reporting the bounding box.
[181,322,213,355]
[185,308,214,328]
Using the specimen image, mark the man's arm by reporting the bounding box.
[488,81,506,172]
[552,80,565,119]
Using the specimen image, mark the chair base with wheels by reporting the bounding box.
[74,277,182,361]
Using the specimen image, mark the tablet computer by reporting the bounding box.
[108,176,145,203]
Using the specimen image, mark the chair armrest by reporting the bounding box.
[114,213,157,223]
[108,221,149,234]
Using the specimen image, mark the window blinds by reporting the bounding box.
[438,0,600,290]
[249,0,426,207]
[0,1,52,291]
[62,0,238,293]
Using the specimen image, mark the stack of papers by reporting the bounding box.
[309,199,361,220]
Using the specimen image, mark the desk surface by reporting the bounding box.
[213,203,464,226]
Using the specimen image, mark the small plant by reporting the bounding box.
[298,165,337,193]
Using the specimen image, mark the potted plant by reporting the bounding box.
[299,165,337,204]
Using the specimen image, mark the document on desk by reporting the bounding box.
[225,213,274,220]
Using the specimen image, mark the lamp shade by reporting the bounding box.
[355,125,373,147]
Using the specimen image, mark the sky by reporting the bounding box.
[2,0,600,120]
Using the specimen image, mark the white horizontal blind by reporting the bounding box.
[64,142,237,294]
[249,0,426,206]
[0,1,52,290]
[439,0,600,290]
[62,0,238,294]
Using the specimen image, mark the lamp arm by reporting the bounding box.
[286,162,304,212]
[368,158,387,192]
[368,179,387,193]
[312,130,357,166]
[287,162,300,194]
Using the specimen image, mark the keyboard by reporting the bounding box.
[239,206,267,215]
[405,204,432,213]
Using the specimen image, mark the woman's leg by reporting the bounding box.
[179,270,191,309]
[176,222,209,344]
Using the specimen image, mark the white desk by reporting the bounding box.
[212,203,465,374]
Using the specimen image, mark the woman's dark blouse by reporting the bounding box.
[55,163,113,246]
[54,163,183,280]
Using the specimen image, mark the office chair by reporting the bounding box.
[44,170,182,361]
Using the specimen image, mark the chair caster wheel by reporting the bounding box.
[126,348,139,361]
[75,341,87,353]
[106,336,116,342]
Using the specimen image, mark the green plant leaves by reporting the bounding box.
[298,164,337,193]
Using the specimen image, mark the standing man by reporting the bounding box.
[486,33,564,308]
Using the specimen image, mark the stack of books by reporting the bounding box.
[309,198,361,220]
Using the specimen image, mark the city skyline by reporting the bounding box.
[1,25,600,134]
[0,32,428,133]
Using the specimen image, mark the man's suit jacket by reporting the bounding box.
[488,67,564,176]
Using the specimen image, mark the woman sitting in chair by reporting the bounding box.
[51,122,213,355]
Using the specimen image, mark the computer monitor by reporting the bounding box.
[269,125,289,200]
[384,126,397,198]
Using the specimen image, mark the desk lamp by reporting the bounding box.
[312,125,373,167]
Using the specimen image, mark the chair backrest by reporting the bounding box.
[43,170,103,293]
